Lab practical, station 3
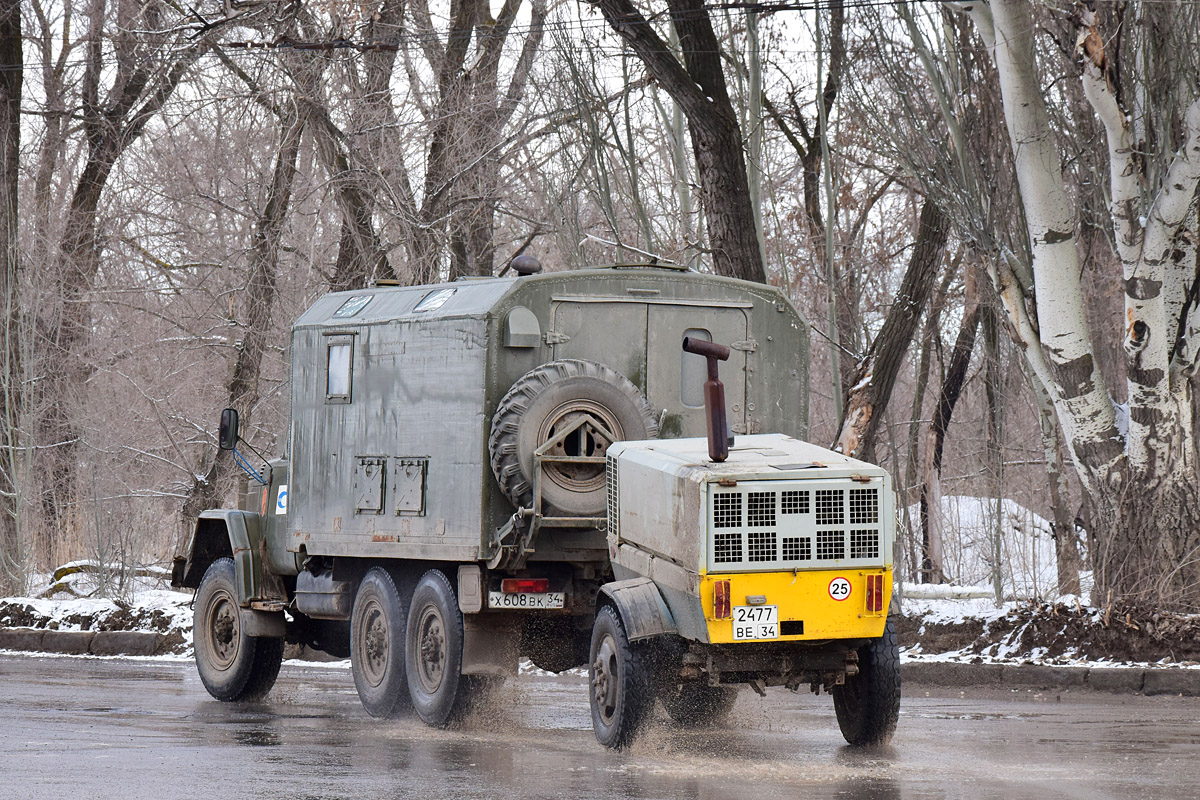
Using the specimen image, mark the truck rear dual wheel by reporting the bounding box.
[406,569,470,726]
[489,359,658,517]
[832,616,902,746]
[351,567,411,718]
[589,605,652,749]
[194,558,284,702]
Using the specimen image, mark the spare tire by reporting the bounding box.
[489,359,658,517]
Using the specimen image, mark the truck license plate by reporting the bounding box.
[732,605,779,640]
[488,591,565,610]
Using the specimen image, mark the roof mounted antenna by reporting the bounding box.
[583,234,681,267]
[682,337,732,462]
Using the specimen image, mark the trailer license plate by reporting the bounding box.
[488,591,565,610]
[732,605,779,640]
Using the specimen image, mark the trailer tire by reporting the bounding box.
[661,683,739,726]
[489,359,657,517]
[194,558,284,702]
[589,605,652,749]
[832,616,901,746]
[406,569,466,726]
[351,567,411,718]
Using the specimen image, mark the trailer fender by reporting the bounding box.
[598,577,678,642]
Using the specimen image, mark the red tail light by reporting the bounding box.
[866,574,884,612]
[713,580,731,619]
[501,578,550,594]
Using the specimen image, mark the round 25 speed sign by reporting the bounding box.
[828,576,852,601]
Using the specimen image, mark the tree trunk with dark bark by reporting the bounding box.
[919,266,982,583]
[177,109,306,545]
[592,0,765,283]
[32,11,204,562]
[836,197,949,460]
[0,0,20,594]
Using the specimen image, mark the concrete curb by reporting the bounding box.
[903,660,1200,696]
[0,627,164,657]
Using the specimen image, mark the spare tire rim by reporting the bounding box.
[537,399,622,493]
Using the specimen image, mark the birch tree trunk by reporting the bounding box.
[951,0,1200,608]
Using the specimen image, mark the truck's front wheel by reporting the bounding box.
[589,605,652,749]
[832,616,901,746]
[351,567,411,718]
[405,569,466,726]
[194,558,284,701]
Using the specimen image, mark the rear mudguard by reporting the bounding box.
[598,577,678,642]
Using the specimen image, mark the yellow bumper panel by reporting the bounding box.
[701,568,891,643]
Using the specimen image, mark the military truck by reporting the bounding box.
[172,260,900,748]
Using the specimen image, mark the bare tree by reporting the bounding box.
[946,1,1200,608]
[835,196,950,460]
[0,0,20,594]
[33,0,209,559]
[589,0,765,282]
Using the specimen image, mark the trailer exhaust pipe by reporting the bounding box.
[682,336,732,462]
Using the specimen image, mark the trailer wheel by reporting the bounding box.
[406,569,467,726]
[589,605,652,749]
[832,616,901,746]
[661,683,739,726]
[351,567,411,718]
[194,558,284,702]
[489,359,658,517]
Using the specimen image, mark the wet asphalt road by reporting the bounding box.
[1,654,1197,800]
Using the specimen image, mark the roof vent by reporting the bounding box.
[510,254,542,275]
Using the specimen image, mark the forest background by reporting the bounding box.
[1,0,1198,612]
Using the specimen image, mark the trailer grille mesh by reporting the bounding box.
[713,493,742,528]
[708,482,884,572]
[606,454,619,536]
[747,531,777,562]
[849,488,879,524]
[747,492,776,527]
[850,529,880,559]
[815,490,844,525]
[781,536,811,561]
[781,490,810,515]
[713,532,743,563]
[816,529,845,560]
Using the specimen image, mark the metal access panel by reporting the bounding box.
[646,304,749,438]
[288,305,491,561]
[392,458,427,516]
[547,300,648,386]
[353,457,387,514]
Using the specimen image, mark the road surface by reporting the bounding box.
[1,653,1197,799]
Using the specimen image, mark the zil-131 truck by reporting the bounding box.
[171,259,900,748]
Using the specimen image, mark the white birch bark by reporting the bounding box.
[977,0,1122,481]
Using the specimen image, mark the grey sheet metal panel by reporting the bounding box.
[289,313,490,559]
